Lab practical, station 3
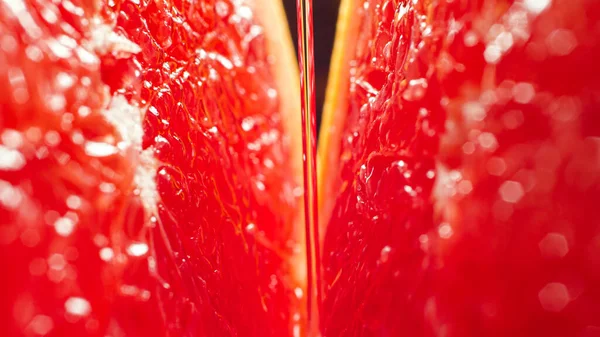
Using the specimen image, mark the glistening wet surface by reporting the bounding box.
[0,0,302,336]
[320,0,600,336]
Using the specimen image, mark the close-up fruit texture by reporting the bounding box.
[0,0,599,336]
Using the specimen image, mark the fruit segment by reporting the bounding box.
[319,0,600,336]
[0,0,303,336]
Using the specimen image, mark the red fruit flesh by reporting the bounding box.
[321,0,600,336]
[0,0,302,336]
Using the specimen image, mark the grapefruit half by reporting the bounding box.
[0,0,304,336]
[319,0,600,336]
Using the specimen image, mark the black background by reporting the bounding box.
[282,0,342,128]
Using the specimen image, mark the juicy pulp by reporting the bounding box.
[0,0,303,336]
[319,0,600,336]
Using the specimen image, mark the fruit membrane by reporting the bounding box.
[0,0,303,336]
[319,0,600,336]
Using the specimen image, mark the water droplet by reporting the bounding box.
[65,297,91,316]
[99,247,114,261]
[524,0,551,14]
[66,195,82,209]
[77,106,91,117]
[237,5,252,20]
[48,94,66,112]
[43,130,61,147]
[28,315,54,335]
[497,32,514,52]
[549,96,581,122]
[546,29,577,56]
[539,232,569,258]
[1,129,23,149]
[120,284,143,298]
[71,131,85,145]
[93,234,109,247]
[438,223,454,239]
[426,170,436,179]
[499,181,525,203]
[99,182,116,193]
[484,45,502,64]
[54,217,75,236]
[502,110,524,129]
[293,323,301,337]
[462,101,486,121]
[538,282,570,312]
[449,170,462,181]
[404,185,416,196]
[464,31,479,47]
[127,242,149,257]
[241,117,255,131]
[513,82,535,104]
[48,253,66,270]
[245,223,256,233]
[0,180,23,209]
[264,158,274,169]
[215,0,230,17]
[402,78,428,101]
[84,141,118,157]
[478,132,498,151]
[379,245,392,263]
[294,287,303,299]
[1,35,17,53]
[462,142,476,154]
[457,180,473,195]
[56,72,75,89]
[486,157,507,176]
[0,145,26,170]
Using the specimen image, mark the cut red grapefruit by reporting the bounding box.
[319,0,600,336]
[3,0,600,336]
[0,0,305,336]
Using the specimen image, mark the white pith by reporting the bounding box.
[89,21,159,216]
